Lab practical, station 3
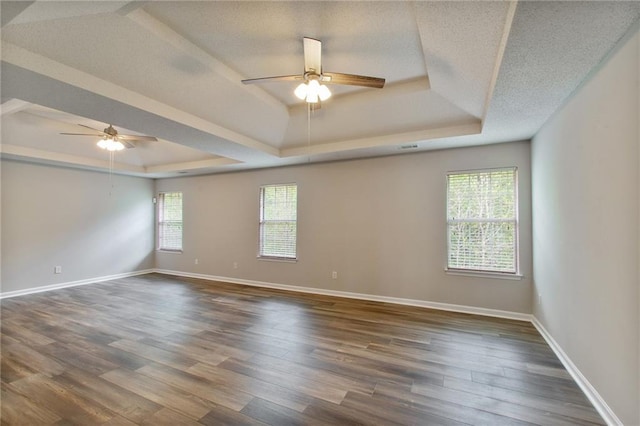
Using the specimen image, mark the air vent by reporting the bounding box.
[399,144,418,150]
[178,171,189,174]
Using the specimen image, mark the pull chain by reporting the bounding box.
[109,150,114,197]
[307,102,312,163]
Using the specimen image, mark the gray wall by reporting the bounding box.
[156,141,532,314]
[532,28,639,424]
[1,160,155,293]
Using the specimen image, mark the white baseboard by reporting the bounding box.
[154,269,532,322]
[531,316,621,426]
[0,269,155,299]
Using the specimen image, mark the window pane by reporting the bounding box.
[448,221,516,272]
[448,170,515,220]
[260,184,297,259]
[262,185,297,221]
[447,169,517,273]
[260,221,297,258]
[159,222,183,251]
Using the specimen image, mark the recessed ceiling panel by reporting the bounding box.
[144,1,426,104]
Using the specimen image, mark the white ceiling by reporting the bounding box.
[1,1,638,178]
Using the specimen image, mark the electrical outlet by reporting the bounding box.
[194,258,199,265]
[332,271,338,279]
[54,266,62,274]
[233,262,238,269]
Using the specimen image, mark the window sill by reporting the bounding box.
[257,256,297,263]
[445,268,524,281]
[157,249,183,254]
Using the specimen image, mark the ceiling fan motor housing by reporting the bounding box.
[104,125,118,137]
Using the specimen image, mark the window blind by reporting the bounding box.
[259,184,297,259]
[447,169,518,273]
[158,192,183,251]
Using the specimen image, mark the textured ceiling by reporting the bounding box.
[1,1,638,177]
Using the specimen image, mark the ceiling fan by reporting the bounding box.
[60,124,158,151]
[242,37,385,103]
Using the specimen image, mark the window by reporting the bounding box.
[259,184,297,259]
[447,168,518,274]
[157,192,183,251]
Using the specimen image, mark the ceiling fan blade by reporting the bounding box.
[118,135,158,142]
[242,75,304,85]
[323,72,385,88]
[76,124,107,134]
[303,37,322,74]
[60,132,105,136]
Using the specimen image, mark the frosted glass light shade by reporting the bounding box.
[306,90,319,104]
[294,83,308,100]
[110,141,125,151]
[318,84,331,101]
[97,138,125,151]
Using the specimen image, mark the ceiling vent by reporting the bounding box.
[399,144,418,150]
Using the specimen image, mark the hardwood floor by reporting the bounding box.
[1,273,604,425]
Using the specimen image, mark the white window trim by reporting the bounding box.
[158,248,183,254]
[257,256,298,263]
[258,183,298,261]
[445,268,524,280]
[446,167,520,276]
[157,192,184,253]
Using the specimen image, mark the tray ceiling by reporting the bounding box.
[1,1,638,177]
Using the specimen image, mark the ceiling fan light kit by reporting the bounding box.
[294,78,331,103]
[97,137,125,151]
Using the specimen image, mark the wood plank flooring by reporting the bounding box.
[1,273,604,425]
